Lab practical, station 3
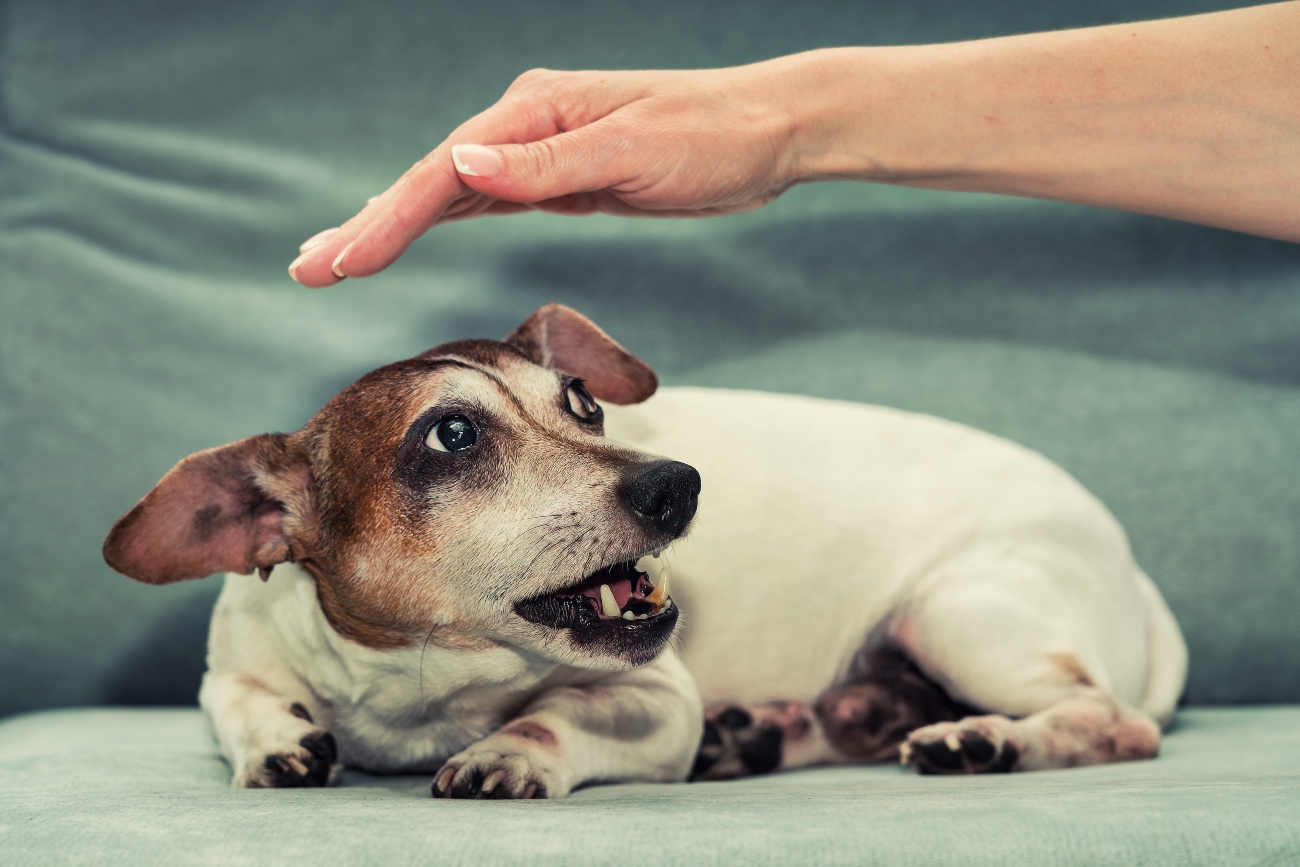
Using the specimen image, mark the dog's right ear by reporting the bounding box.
[505,303,657,405]
[103,434,313,585]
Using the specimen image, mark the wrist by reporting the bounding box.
[771,45,982,187]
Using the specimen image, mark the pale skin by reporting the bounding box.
[288,2,1300,287]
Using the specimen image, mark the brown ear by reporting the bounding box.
[103,434,312,585]
[505,304,657,405]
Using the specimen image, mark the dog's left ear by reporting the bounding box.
[505,303,657,404]
[103,433,314,585]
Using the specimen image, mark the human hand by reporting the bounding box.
[288,61,811,287]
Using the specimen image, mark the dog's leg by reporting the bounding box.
[901,688,1160,773]
[691,645,974,780]
[199,671,339,788]
[432,650,701,799]
[892,554,1164,775]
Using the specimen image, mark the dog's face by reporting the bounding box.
[103,305,699,670]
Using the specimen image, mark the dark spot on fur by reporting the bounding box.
[190,505,223,542]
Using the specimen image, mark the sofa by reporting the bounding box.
[2,0,1298,864]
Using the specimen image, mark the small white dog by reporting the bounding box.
[104,304,1186,797]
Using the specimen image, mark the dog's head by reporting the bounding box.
[103,304,699,669]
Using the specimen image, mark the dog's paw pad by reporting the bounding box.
[244,730,338,788]
[691,703,792,781]
[902,719,1019,775]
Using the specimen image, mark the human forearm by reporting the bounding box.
[784,2,1300,240]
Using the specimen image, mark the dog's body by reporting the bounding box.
[107,305,1186,797]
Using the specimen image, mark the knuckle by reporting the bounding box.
[508,67,555,92]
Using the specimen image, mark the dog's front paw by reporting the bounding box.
[690,702,809,781]
[432,733,567,800]
[236,706,340,788]
[901,716,1020,775]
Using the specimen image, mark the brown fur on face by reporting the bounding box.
[104,306,678,663]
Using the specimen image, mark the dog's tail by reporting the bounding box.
[1134,566,1188,730]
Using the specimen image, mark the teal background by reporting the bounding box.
[3,0,1299,723]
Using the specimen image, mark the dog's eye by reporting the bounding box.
[427,415,478,453]
[566,381,601,421]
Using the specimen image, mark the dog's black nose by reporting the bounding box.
[621,460,701,537]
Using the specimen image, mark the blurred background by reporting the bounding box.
[2,0,1297,720]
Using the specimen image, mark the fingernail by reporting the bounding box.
[452,144,504,179]
[288,252,307,283]
[331,241,355,278]
[299,227,339,253]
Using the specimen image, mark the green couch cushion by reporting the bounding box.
[2,707,1297,866]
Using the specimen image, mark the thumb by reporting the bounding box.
[452,125,632,203]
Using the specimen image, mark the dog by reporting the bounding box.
[103,303,1187,797]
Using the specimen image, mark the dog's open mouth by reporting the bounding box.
[514,558,674,633]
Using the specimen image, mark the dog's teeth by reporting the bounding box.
[644,566,671,608]
[944,733,961,753]
[637,613,648,620]
[622,611,635,620]
[599,584,621,618]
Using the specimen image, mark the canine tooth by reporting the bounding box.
[944,733,961,753]
[899,743,913,765]
[637,614,648,620]
[644,567,671,607]
[599,584,620,618]
[622,610,635,621]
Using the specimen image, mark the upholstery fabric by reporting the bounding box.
[2,707,1298,866]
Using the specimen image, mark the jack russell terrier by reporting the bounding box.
[104,303,1187,797]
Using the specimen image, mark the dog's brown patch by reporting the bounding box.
[299,560,414,649]
[1047,652,1096,688]
[500,720,558,748]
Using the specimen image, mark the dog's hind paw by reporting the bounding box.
[902,717,1020,775]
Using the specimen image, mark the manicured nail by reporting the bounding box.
[452,144,504,179]
[331,241,355,278]
[299,227,339,253]
[288,252,307,283]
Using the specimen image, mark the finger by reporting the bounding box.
[288,180,409,287]
[311,101,563,281]
[448,117,644,205]
[291,75,641,284]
